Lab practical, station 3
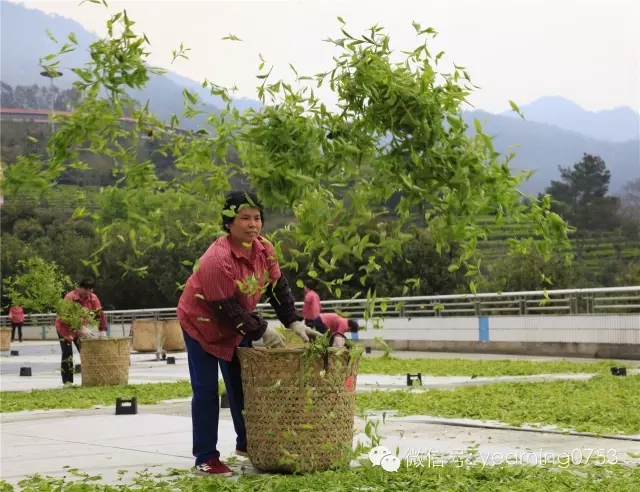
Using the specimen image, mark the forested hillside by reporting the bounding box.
[2,96,639,311]
[1,0,639,312]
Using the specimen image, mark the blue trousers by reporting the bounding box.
[182,328,250,466]
[312,316,328,334]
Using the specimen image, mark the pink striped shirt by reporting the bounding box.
[55,290,107,341]
[177,235,282,361]
[9,306,24,324]
[303,289,321,319]
[319,313,348,334]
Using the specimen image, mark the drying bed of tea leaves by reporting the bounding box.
[2,372,638,435]
[1,461,639,491]
[358,373,640,436]
[0,380,217,413]
[1,355,631,409]
[0,357,633,412]
[357,356,636,377]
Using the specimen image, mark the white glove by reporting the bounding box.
[288,321,322,343]
[262,326,286,349]
[98,331,107,339]
[80,326,97,339]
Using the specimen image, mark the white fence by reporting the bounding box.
[1,286,639,346]
[351,315,640,345]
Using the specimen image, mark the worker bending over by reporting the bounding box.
[312,312,360,347]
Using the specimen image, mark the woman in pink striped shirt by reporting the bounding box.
[303,283,322,327]
[177,190,322,477]
[9,305,25,342]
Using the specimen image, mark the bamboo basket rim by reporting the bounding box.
[237,346,354,355]
[81,336,132,343]
[0,328,12,331]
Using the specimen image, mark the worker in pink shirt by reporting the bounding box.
[55,278,108,385]
[9,305,25,342]
[303,283,322,327]
[177,190,322,477]
[313,312,360,347]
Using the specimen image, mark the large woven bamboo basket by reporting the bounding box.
[80,337,132,387]
[131,319,161,352]
[0,329,11,351]
[162,319,186,352]
[237,346,360,473]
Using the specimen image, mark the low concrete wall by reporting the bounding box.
[5,316,640,360]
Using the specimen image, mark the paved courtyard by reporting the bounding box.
[1,342,639,486]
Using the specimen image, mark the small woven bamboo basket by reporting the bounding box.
[237,344,361,473]
[80,337,132,387]
[131,319,161,352]
[162,319,186,352]
[0,329,11,351]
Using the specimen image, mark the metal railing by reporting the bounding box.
[2,286,639,333]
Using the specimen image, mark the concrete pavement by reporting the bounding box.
[1,343,639,487]
[2,404,639,486]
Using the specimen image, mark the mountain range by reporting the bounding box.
[1,0,638,195]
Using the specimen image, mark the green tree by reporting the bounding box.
[2,256,73,312]
[367,228,464,297]
[615,261,640,285]
[544,153,621,233]
[1,7,573,316]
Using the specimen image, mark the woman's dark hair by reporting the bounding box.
[221,190,265,232]
[78,278,95,289]
[347,319,360,333]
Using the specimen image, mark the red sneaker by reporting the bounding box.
[194,457,233,477]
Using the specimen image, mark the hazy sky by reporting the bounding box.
[10,0,640,113]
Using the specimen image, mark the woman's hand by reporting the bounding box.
[261,326,286,348]
[80,326,98,339]
[288,321,322,342]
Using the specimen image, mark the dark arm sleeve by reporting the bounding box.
[94,309,108,332]
[208,298,268,341]
[198,252,268,341]
[264,275,304,327]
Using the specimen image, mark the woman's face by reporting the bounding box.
[228,206,263,246]
[78,287,93,299]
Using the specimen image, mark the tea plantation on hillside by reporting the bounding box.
[474,215,640,278]
[4,186,639,289]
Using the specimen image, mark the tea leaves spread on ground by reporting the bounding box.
[0,381,195,413]
[1,461,639,491]
[357,356,636,377]
[1,357,632,413]
[357,374,640,436]
[2,372,638,436]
